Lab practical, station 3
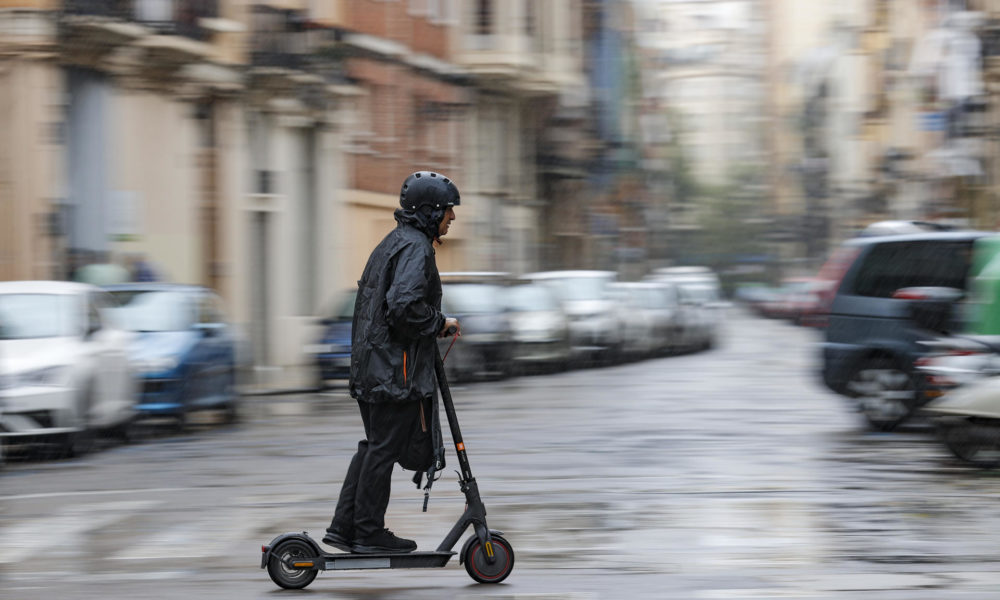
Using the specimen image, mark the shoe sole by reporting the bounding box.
[322,537,354,553]
[350,544,416,554]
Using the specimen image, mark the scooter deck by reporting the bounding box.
[316,550,455,571]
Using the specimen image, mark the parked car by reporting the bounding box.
[439,273,514,381]
[607,283,659,359]
[0,281,137,456]
[523,270,622,364]
[308,289,357,388]
[607,282,681,358]
[820,230,991,431]
[647,266,723,349]
[764,277,830,325]
[734,283,784,317]
[104,284,239,428]
[503,281,571,373]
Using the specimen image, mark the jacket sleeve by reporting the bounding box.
[385,244,445,339]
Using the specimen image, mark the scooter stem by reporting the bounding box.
[433,344,495,563]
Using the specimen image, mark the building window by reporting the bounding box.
[476,0,492,35]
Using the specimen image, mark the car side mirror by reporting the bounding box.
[893,286,963,333]
[83,324,100,340]
[194,322,222,337]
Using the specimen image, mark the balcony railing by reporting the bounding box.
[249,5,342,76]
[63,0,218,42]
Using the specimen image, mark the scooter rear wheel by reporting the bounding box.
[463,534,514,584]
[267,539,318,589]
[942,422,1000,469]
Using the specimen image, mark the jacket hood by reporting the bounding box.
[394,207,441,241]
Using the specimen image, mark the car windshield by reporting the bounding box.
[443,284,503,314]
[639,288,665,309]
[0,294,77,339]
[545,276,611,302]
[106,290,194,332]
[681,284,718,303]
[505,285,558,312]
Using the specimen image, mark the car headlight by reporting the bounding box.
[10,366,72,388]
[134,356,179,374]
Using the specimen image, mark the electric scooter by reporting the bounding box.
[260,336,514,589]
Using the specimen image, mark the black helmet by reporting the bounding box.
[399,171,461,210]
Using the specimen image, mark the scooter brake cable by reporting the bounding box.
[442,333,459,363]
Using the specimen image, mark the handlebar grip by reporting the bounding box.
[445,326,458,336]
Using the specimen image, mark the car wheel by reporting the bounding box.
[846,356,918,432]
[63,382,95,457]
[110,416,137,444]
[223,368,240,424]
[938,420,1000,468]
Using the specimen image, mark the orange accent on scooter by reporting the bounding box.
[456,442,465,451]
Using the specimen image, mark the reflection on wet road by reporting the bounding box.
[3,309,1000,599]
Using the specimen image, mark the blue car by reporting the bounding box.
[104,284,239,427]
[309,289,357,387]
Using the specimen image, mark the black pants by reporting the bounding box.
[329,399,421,539]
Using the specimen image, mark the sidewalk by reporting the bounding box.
[237,364,333,396]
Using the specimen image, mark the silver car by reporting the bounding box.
[522,271,622,364]
[504,281,571,373]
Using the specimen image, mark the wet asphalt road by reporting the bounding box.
[4,309,1000,599]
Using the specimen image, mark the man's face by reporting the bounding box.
[438,206,456,238]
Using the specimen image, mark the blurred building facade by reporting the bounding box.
[765,0,1000,269]
[634,0,770,273]
[0,0,590,371]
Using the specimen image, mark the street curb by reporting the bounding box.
[239,386,349,397]
[240,386,323,397]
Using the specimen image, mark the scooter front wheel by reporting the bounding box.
[267,539,319,589]
[463,534,514,584]
[941,422,1000,469]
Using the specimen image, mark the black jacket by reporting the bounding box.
[349,208,446,403]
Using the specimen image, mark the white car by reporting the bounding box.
[523,270,622,363]
[504,281,571,372]
[0,281,136,455]
[647,267,724,350]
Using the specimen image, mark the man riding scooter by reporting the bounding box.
[323,171,461,554]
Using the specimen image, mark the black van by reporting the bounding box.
[820,230,990,430]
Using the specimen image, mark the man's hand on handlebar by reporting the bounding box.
[439,317,461,338]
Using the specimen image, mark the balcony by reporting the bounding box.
[249,5,341,74]
[64,0,219,42]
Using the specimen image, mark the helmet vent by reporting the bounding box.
[430,172,437,177]
[414,173,422,178]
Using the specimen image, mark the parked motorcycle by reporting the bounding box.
[918,334,1000,468]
